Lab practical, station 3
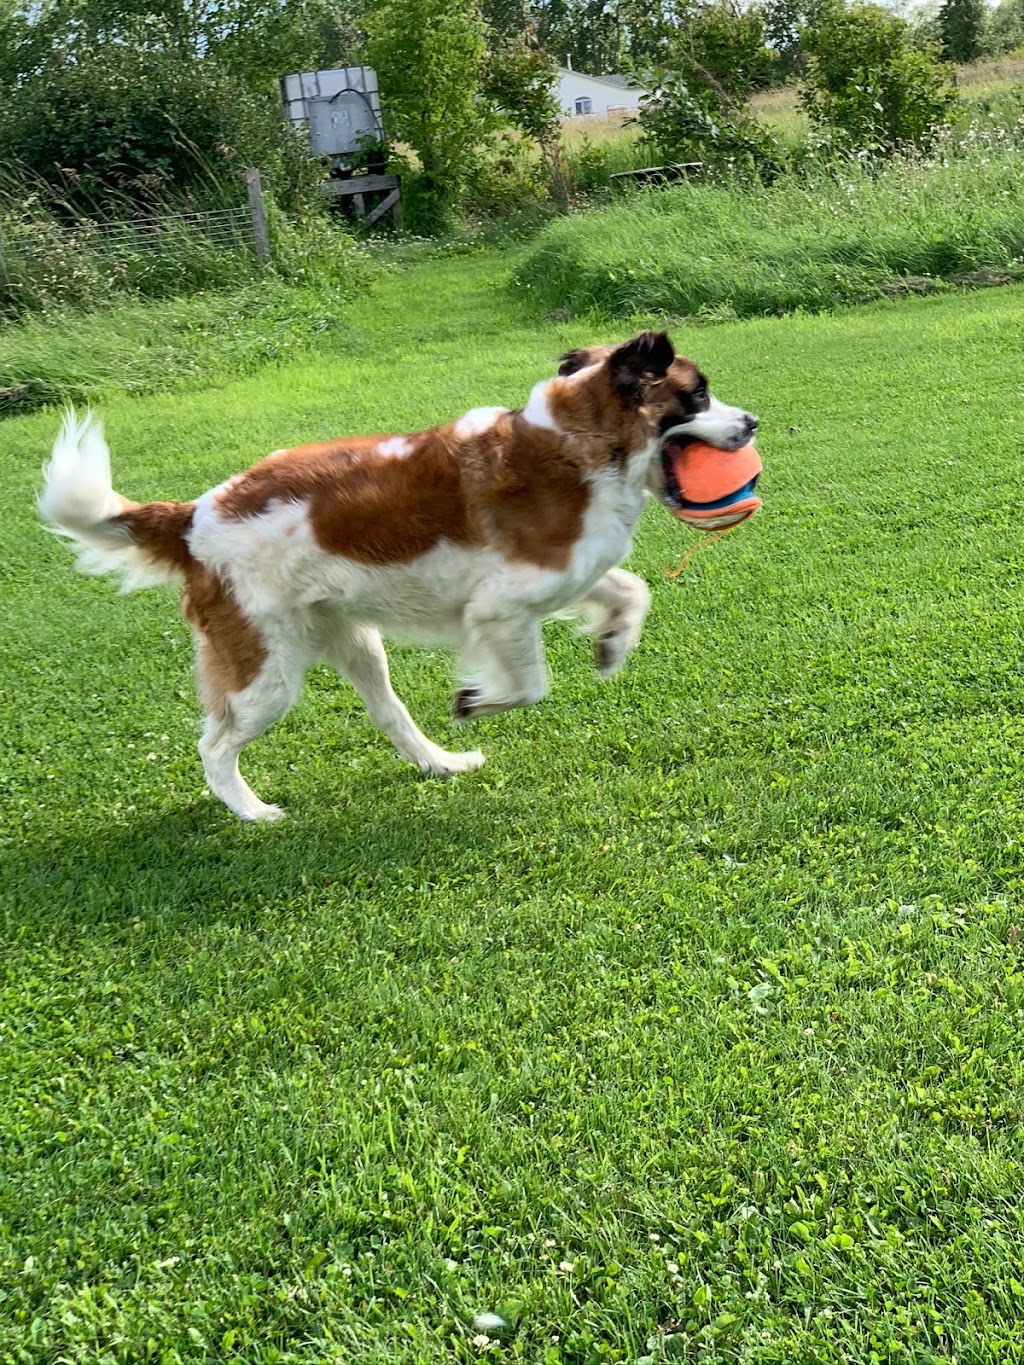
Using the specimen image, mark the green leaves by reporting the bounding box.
[365,0,489,227]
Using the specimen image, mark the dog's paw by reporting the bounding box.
[452,688,536,721]
[419,747,485,777]
[453,687,483,721]
[595,629,631,679]
[239,801,287,823]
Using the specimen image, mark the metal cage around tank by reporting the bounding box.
[279,67,385,171]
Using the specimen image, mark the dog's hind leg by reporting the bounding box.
[326,622,484,777]
[196,645,307,822]
[579,568,650,678]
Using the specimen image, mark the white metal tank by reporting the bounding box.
[279,67,385,167]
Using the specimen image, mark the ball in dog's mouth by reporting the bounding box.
[661,439,763,531]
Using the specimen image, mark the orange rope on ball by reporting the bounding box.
[663,522,743,578]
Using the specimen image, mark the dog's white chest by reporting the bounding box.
[563,459,649,597]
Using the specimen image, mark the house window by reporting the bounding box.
[574,97,593,116]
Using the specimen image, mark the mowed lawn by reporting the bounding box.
[3,256,1024,1364]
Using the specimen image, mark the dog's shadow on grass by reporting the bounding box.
[8,765,506,935]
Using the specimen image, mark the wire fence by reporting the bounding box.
[0,203,255,266]
[0,172,270,317]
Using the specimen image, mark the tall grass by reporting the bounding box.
[953,52,1024,94]
[557,128,657,197]
[0,211,264,317]
[0,165,252,317]
[0,276,386,413]
[514,131,1024,321]
[0,157,387,410]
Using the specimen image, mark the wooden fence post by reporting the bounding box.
[245,168,270,263]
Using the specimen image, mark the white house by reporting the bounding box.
[556,66,648,119]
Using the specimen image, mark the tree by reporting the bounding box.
[801,3,957,153]
[637,2,781,176]
[531,0,691,77]
[614,0,695,72]
[638,69,782,176]
[364,0,488,227]
[677,2,778,104]
[988,0,1024,52]
[539,0,624,74]
[938,0,985,61]
[481,28,559,143]
[759,0,828,81]
[3,0,360,91]
[481,0,537,42]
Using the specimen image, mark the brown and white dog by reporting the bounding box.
[39,331,757,821]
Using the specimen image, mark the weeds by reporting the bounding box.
[0,159,386,410]
[0,162,374,322]
[0,275,382,413]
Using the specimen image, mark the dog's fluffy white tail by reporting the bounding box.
[39,408,192,590]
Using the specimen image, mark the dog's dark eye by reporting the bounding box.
[693,385,707,403]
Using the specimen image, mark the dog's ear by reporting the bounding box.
[609,331,675,397]
[558,347,595,377]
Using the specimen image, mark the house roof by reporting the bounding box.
[556,67,645,90]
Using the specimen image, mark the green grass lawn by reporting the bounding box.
[3,252,1024,1364]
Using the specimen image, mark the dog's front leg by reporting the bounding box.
[327,621,485,776]
[454,596,549,722]
[579,568,651,678]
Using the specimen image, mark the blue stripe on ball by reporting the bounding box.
[680,478,759,512]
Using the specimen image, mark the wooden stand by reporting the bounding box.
[321,174,402,230]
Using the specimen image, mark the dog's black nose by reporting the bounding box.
[745,413,759,435]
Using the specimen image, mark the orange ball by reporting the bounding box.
[667,440,763,530]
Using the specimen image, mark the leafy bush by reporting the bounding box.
[639,70,785,178]
[365,0,489,232]
[0,23,313,212]
[802,4,957,153]
[0,0,359,98]
[367,0,560,231]
[760,0,830,81]
[458,132,553,225]
[481,29,559,144]
[676,2,779,101]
